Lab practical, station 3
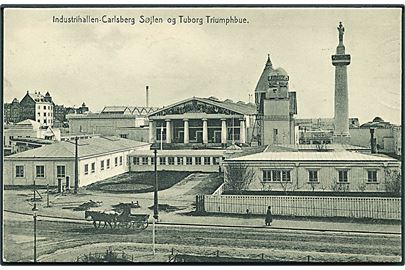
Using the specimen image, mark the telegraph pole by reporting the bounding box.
[74,136,79,193]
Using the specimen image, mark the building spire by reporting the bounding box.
[265,54,273,68]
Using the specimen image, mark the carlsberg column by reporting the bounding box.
[332,22,351,143]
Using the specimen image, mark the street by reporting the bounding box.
[3,211,401,263]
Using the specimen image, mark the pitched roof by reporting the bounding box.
[6,136,150,159]
[101,106,130,114]
[148,96,257,117]
[226,151,398,162]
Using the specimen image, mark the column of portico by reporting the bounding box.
[148,120,155,143]
[166,119,172,143]
[240,119,246,144]
[202,118,208,144]
[221,118,227,145]
[183,119,189,144]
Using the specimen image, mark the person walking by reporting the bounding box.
[265,206,273,226]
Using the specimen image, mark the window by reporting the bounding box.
[57,165,66,178]
[272,170,281,181]
[44,113,46,117]
[84,164,89,175]
[263,170,271,182]
[101,160,105,170]
[36,165,45,178]
[106,159,110,169]
[133,157,140,165]
[338,170,348,183]
[168,157,175,165]
[213,157,220,165]
[262,170,291,182]
[119,156,123,165]
[151,157,155,165]
[16,165,24,178]
[186,157,193,165]
[308,170,318,182]
[91,163,95,173]
[142,157,149,165]
[43,106,46,110]
[367,170,377,183]
[159,157,166,165]
[195,157,202,165]
[177,157,183,165]
[120,134,128,139]
[204,157,211,165]
[115,157,118,167]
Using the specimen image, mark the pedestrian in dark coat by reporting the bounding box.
[265,206,273,226]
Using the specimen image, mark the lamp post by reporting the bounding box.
[151,144,159,220]
[32,203,38,262]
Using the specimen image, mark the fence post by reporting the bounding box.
[307,255,310,262]
[216,250,219,257]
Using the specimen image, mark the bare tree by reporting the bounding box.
[224,163,255,194]
[385,169,401,196]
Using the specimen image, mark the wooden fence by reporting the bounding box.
[203,194,401,220]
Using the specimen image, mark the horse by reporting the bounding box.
[85,210,118,229]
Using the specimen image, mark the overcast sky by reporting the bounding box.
[3,7,402,124]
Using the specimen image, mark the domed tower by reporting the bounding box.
[252,55,297,145]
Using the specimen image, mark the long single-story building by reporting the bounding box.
[223,151,400,192]
[3,136,150,187]
[129,149,226,172]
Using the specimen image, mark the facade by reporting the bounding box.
[129,149,226,172]
[3,119,61,154]
[253,56,297,146]
[3,136,150,187]
[332,22,351,143]
[4,98,22,124]
[17,91,54,127]
[147,97,256,147]
[224,151,400,192]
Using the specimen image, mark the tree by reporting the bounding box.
[224,163,255,194]
[385,169,401,196]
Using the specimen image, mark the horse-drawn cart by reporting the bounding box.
[85,204,149,230]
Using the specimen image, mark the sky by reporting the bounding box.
[3,7,402,125]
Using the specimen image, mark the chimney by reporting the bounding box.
[370,128,377,154]
[146,85,149,107]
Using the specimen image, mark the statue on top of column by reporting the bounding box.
[337,22,345,43]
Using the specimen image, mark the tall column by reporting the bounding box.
[332,22,351,143]
[202,119,208,144]
[183,119,189,144]
[165,119,171,144]
[221,119,227,145]
[240,119,246,144]
[148,120,155,143]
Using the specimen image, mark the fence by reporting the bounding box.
[202,194,401,220]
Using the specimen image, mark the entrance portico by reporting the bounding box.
[148,97,255,147]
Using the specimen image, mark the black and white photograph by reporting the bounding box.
[1,5,403,264]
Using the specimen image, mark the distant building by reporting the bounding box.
[4,98,22,124]
[3,119,61,155]
[224,150,400,192]
[349,117,401,156]
[3,136,150,186]
[15,91,55,127]
[66,105,159,142]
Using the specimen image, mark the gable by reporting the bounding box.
[149,98,243,117]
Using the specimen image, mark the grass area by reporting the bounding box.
[86,171,192,193]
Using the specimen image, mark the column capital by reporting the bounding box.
[165,119,171,122]
[220,118,227,121]
[183,118,189,122]
[202,118,208,121]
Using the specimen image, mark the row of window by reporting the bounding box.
[38,112,53,117]
[132,156,221,166]
[84,156,124,175]
[15,165,66,178]
[37,105,52,110]
[261,169,379,183]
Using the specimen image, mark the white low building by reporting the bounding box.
[3,136,150,187]
[223,151,400,192]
